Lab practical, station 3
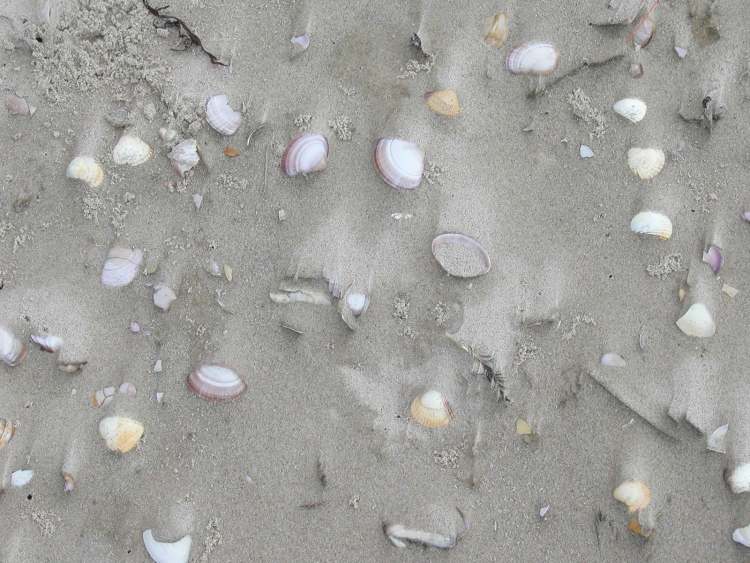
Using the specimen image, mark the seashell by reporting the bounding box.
[410,390,452,428]
[600,352,626,367]
[66,156,104,188]
[613,98,647,123]
[483,12,509,48]
[729,463,750,494]
[119,382,137,397]
[630,211,672,240]
[505,42,560,76]
[742,211,750,223]
[631,14,655,48]
[385,523,457,550]
[627,147,665,180]
[613,480,651,512]
[707,423,728,453]
[346,290,369,317]
[579,144,594,158]
[63,472,75,493]
[205,94,242,136]
[223,146,240,158]
[143,530,192,563]
[734,525,750,548]
[424,89,461,118]
[0,326,27,367]
[101,247,143,288]
[62,442,80,493]
[290,33,311,56]
[168,139,200,177]
[187,364,247,401]
[58,361,87,374]
[384,505,466,550]
[281,133,329,176]
[374,138,424,190]
[702,244,723,274]
[0,418,15,450]
[676,303,715,338]
[5,94,36,116]
[91,386,116,408]
[431,233,491,278]
[112,134,152,166]
[98,416,144,453]
[10,469,34,487]
[675,46,687,59]
[153,284,177,311]
[30,334,63,353]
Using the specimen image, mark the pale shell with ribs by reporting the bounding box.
[281,133,329,176]
[187,364,247,401]
[205,94,242,136]
[374,138,424,190]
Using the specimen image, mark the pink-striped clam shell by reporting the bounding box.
[373,138,424,191]
[505,42,560,76]
[205,94,242,136]
[187,364,246,401]
[281,133,329,176]
[631,15,655,48]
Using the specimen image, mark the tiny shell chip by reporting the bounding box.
[730,463,750,493]
[187,364,247,401]
[600,352,626,367]
[424,89,461,117]
[515,418,533,435]
[98,416,144,453]
[0,418,15,450]
[506,42,560,75]
[118,382,137,397]
[629,63,644,79]
[0,325,27,367]
[153,284,177,311]
[432,233,491,278]
[707,423,728,453]
[374,138,424,190]
[627,147,665,180]
[101,247,143,288]
[281,133,329,176]
[168,139,200,177]
[30,334,63,353]
[579,144,594,158]
[223,146,240,158]
[66,156,104,188]
[612,98,647,123]
[613,480,651,512]
[702,245,723,274]
[410,389,452,428]
[143,530,192,563]
[112,134,153,166]
[483,12,509,47]
[10,469,33,488]
[630,211,672,240]
[675,303,715,338]
[5,94,36,116]
[205,94,242,136]
[290,33,311,54]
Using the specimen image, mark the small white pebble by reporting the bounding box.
[129,321,141,333]
[153,359,163,373]
[10,469,34,487]
[278,209,287,222]
[193,193,203,210]
[579,145,594,158]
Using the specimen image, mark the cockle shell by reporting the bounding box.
[5,94,36,116]
[30,334,63,353]
[112,134,153,166]
[66,156,104,188]
[627,148,665,180]
[281,133,329,176]
[506,42,560,75]
[410,390,452,428]
[98,416,144,453]
[424,89,461,117]
[0,418,15,450]
[374,138,424,190]
[187,364,246,401]
[0,325,27,367]
[613,98,647,123]
[168,139,200,177]
[483,12,509,48]
[101,247,143,288]
[729,463,750,494]
[676,303,715,338]
[630,211,672,240]
[613,480,651,512]
[707,423,728,453]
[143,530,192,563]
[205,94,242,136]
[432,233,491,278]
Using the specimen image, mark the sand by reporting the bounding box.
[1,0,750,560]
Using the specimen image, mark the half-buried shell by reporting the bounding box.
[630,211,672,240]
[112,134,153,166]
[424,90,461,117]
[168,139,200,177]
[627,147,665,180]
[374,138,424,190]
[613,98,647,123]
[187,364,246,401]
[410,390,453,428]
[0,418,15,450]
[143,530,192,563]
[98,416,144,453]
[101,247,143,288]
[205,94,242,136]
[432,233,491,278]
[66,156,104,188]
[281,133,329,176]
[675,303,715,338]
[505,42,560,75]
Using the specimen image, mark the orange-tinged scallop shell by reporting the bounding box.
[98,416,144,453]
[0,418,15,450]
[424,89,461,117]
[410,390,452,428]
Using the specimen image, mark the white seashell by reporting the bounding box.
[101,247,143,288]
[483,12,509,48]
[627,147,665,180]
[187,364,246,401]
[346,292,369,316]
[374,138,424,190]
[600,352,626,367]
[613,480,651,512]
[613,98,647,123]
[505,42,560,75]
[281,133,329,176]
[630,211,672,240]
[30,334,63,353]
[153,284,177,311]
[734,525,750,547]
[143,530,192,563]
[0,325,27,367]
[432,233,491,278]
[66,156,104,188]
[98,416,144,453]
[730,463,750,494]
[579,144,594,158]
[168,139,200,177]
[205,94,241,136]
[10,469,34,487]
[112,134,153,166]
[385,523,456,550]
[707,424,728,453]
[676,303,715,338]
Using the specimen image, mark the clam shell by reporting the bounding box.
[410,390,452,428]
[30,334,63,353]
[505,42,560,75]
[101,247,143,288]
[205,94,242,136]
[374,138,424,190]
[483,12,509,48]
[431,233,491,278]
[730,463,750,493]
[613,480,651,512]
[66,156,104,188]
[425,89,461,117]
[676,303,715,338]
[168,139,200,177]
[630,211,672,240]
[707,423,728,453]
[143,530,192,563]
[0,418,15,450]
[734,525,750,548]
[187,364,246,401]
[0,325,27,367]
[627,147,665,179]
[10,469,33,488]
[613,98,647,123]
[98,416,144,453]
[281,133,329,176]
[5,94,36,116]
[112,134,153,166]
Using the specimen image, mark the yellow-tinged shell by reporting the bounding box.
[424,89,461,117]
[98,416,144,453]
[410,390,452,428]
[627,147,665,180]
[0,418,15,450]
[483,13,509,47]
[613,480,651,512]
[66,156,104,188]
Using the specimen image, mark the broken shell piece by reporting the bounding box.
[539,504,551,519]
[143,530,192,563]
[153,284,177,311]
[119,382,137,397]
[631,14,655,48]
[5,94,36,116]
[159,127,177,143]
[505,42,560,75]
[374,138,424,190]
[66,156,104,188]
[58,361,87,374]
[112,134,152,166]
[290,33,311,55]
[91,386,116,408]
[734,524,750,547]
[629,63,644,79]
[98,416,144,453]
[63,472,75,493]
[0,325,27,367]
[579,144,593,158]
[432,233,491,278]
[627,147,665,180]
[223,146,240,158]
[385,523,457,550]
[515,418,533,436]
[30,334,63,353]
[0,418,15,450]
[410,390,452,428]
[168,139,200,177]
[187,364,246,401]
[729,463,750,494]
[10,469,33,487]
[676,303,715,338]
[707,424,728,453]
[600,352,626,367]
[483,13,509,48]
[627,516,654,538]
[630,211,672,240]
[384,505,465,550]
[192,193,203,210]
[702,245,723,274]
[205,94,242,136]
[613,480,651,512]
[613,98,647,123]
[722,284,739,298]
[675,46,687,59]
[101,247,143,288]
[281,133,329,176]
[741,211,750,222]
[424,89,461,118]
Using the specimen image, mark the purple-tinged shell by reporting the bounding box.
[631,15,655,48]
[741,211,750,222]
[281,133,328,177]
[432,233,491,278]
[374,138,424,190]
[702,245,723,274]
[187,364,246,401]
